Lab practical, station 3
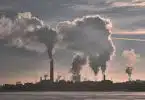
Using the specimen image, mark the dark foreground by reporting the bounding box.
[1,80,145,92]
[0,92,145,100]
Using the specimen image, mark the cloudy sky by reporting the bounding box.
[0,0,145,84]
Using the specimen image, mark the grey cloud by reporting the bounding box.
[0,0,145,83]
[71,53,87,76]
[57,15,115,77]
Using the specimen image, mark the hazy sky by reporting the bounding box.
[0,0,145,84]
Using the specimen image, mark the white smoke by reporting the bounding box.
[57,15,115,79]
[71,52,87,75]
[0,12,51,52]
[122,49,137,67]
[0,12,116,81]
[0,12,43,37]
[122,49,139,81]
[57,15,114,56]
[0,17,14,38]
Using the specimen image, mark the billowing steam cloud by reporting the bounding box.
[28,26,58,57]
[71,53,86,82]
[57,15,115,80]
[28,26,58,81]
[89,55,100,75]
[122,49,137,67]
[0,12,44,49]
[122,49,138,81]
[0,12,115,81]
[0,12,58,53]
[0,12,58,81]
[89,51,112,77]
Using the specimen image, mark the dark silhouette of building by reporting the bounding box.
[72,74,81,82]
[1,79,145,92]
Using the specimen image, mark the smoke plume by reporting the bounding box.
[122,49,138,81]
[122,49,137,67]
[29,26,58,57]
[0,12,44,50]
[0,12,115,81]
[0,11,58,82]
[57,15,115,79]
[89,55,100,75]
[71,53,87,75]
[125,67,133,81]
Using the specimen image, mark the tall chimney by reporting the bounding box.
[103,74,106,81]
[50,59,54,82]
[48,49,54,82]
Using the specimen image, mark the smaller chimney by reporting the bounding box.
[103,74,106,81]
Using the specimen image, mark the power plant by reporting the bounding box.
[1,12,140,83]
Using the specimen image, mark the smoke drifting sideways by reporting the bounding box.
[0,12,58,54]
[0,12,41,47]
[28,26,58,59]
[57,15,115,77]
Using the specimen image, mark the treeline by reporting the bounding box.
[0,80,145,91]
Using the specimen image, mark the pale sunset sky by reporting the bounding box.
[0,0,145,84]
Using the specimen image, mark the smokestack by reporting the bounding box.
[103,74,106,81]
[0,12,58,83]
[48,48,54,82]
[34,27,58,82]
[50,58,54,82]
[122,49,138,81]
